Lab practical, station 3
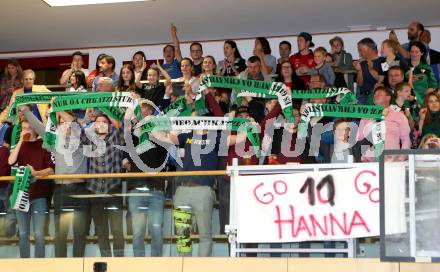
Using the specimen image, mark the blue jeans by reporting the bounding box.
[53,183,91,257]
[0,185,15,237]
[128,189,164,257]
[17,198,48,258]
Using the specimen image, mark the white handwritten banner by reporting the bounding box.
[233,165,404,243]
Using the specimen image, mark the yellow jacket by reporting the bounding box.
[0,85,51,124]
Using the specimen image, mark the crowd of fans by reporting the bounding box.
[0,21,439,258]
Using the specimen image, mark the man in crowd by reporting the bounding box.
[356,86,411,161]
[124,101,168,257]
[59,51,90,86]
[276,41,292,75]
[385,66,406,92]
[96,77,114,92]
[92,55,119,92]
[61,111,126,257]
[289,32,316,87]
[421,29,440,83]
[0,69,51,123]
[170,24,204,76]
[353,38,381,104]
[237,56,272,122]
[389,21,425,59]
[147,114,247,257]
[163,24,184,79]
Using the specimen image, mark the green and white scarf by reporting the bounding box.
[196,75,295,123]
[44,92,141,148]
[298,103,385,158]
[238,87,356,104]
[10,166,32,212]
[135,116,261,156]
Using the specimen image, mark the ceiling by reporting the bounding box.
[1,0,439,53]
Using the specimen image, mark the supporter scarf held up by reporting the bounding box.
[196,75,295,123]
[298,103,386,159]
[10,166,32,212]
[135,116,261,156]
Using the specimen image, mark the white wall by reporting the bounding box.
[2,27,440,73]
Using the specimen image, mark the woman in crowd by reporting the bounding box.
[67,70,87,92]
[218,40,246,77]
[176,58,200,106]
[0,58,23,112]
[116,64,136,92]
[7,119,54,258]
[254,37,277,74]
[419,92,440,137]
[275,60,305,108]
[135,60,171,109]
[86,53,106,87]
[132,51,148,83]
[408,41,438,104]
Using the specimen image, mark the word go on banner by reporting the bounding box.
[233,165,405,243]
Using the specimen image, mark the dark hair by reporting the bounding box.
[93,113,112,127]
[224,40,243,59]
[132,51,146,61]
[102,55,116,71]
[358,37,377,52]
[279,41,292,50]
[163,44,175,53]
[71,70,87,89]
[409,41,427,63]
[181,57,194,76]
[275,60,305,89]
[256,37,272,55]
[95,53,107,71]
[333,118,351,132]
[190,42,203,51]
[4,58,23,79]
[72,51,83,57]
[117,64,135,91]
[374,85,393,98]
[181,57,194,67]
[248,56,261,64]
[413,21,425,33]
[2,125,12,145]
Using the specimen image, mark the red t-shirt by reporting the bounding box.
[0,146,10,189]
[289,51,315,87]
[16,139,54,200]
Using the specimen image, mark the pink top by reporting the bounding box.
[357,110,411,160]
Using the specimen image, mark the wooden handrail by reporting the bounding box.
[0,170,227,182]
